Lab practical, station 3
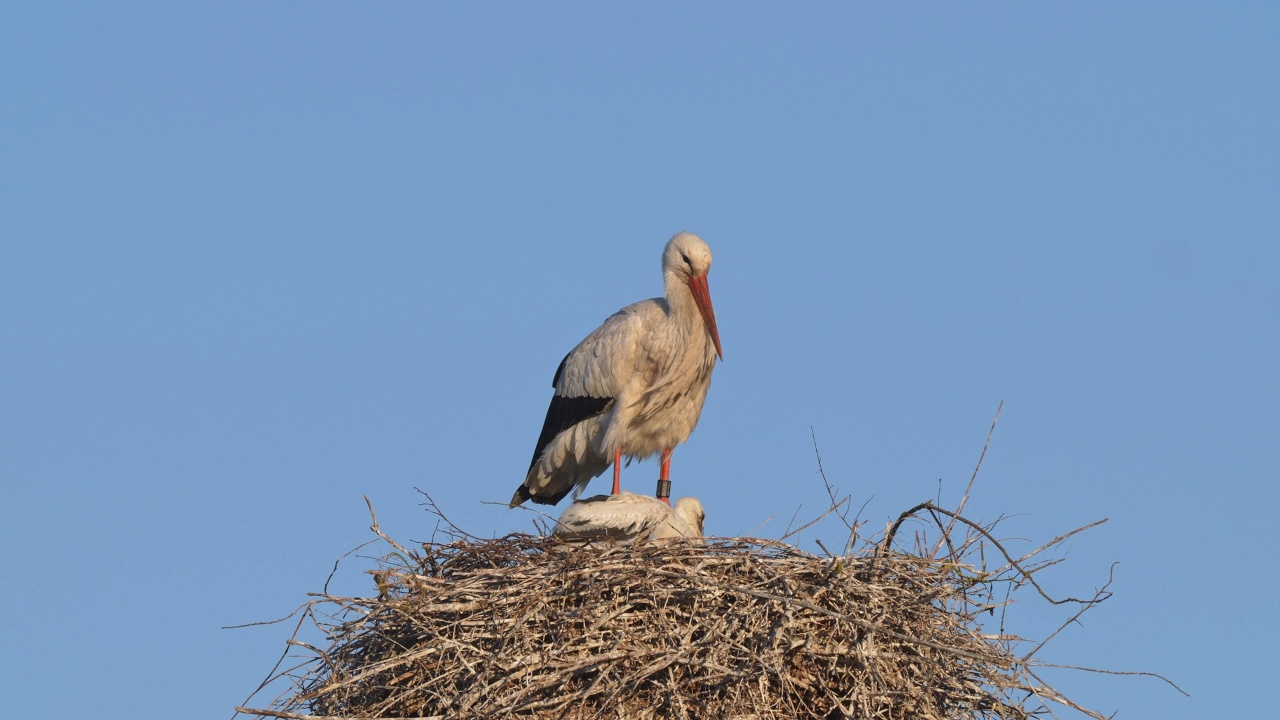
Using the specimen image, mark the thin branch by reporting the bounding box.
[779,500,848,543]
[223,602,312,631]
[782,503,805,538]
[1025,661,1189,697]
[877,500,1109,605]
[934,400,1002,555]
[324,539,378,596]
[1022,562,1115,661]
[810,426,854,535]
[364,495,412,557]
[231,609,313,720]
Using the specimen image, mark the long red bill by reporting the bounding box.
[687,273,723,360]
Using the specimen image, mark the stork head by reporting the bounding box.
[672,497,706,537]
[663,232,723,360]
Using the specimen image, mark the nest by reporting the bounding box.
[236,492,1133,720]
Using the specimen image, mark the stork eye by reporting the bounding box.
[680,253,693,270]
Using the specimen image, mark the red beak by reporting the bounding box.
[687,273,723,360]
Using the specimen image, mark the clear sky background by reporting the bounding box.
[2,4,1276,718]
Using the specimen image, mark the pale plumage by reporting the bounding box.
[553,492,706,541]
[511,232,723,507]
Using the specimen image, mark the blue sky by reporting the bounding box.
[2,4,1276,718]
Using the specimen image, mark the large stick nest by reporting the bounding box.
[237,493,1132,720]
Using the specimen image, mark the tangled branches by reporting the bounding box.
[233,499,1165,719]
[234,406,1183,718]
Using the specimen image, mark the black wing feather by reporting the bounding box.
[528,352,613,473]
[527,394,612,473]
[514,353,614,506]
[552,352,569,388]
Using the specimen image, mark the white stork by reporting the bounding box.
[510,231,723,508]
[553,492,706,541]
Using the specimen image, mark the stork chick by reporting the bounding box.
[552,492,706,542]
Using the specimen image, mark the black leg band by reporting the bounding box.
[655,479,672,499]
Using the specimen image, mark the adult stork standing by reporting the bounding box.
[509,231,723,508]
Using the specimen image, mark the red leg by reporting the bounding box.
[657,448,673,505]
[612,447,622,494]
